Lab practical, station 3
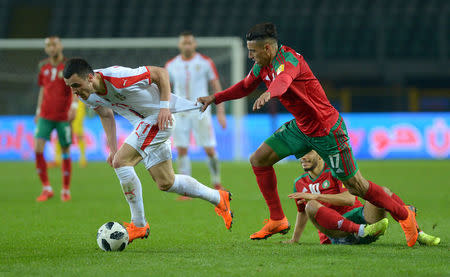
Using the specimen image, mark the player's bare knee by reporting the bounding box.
[112,157,124,169]
[382,186,392,195]
[305,200,320,217]
[249,152,265,167]
[157,181,173,191]
[344,177,368,197]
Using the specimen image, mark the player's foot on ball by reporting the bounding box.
[61,190,71,202]
[123,222,150,243]
[399,205,419,247]
[250,217,290,240]
[363,218,388,238]
[418,231,440,246]
[214,183,226,190]
[176,195,192,201]
[214,190,233,231]
[36,190,54,202]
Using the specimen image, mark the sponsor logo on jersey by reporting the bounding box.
[44,69,49,76]
[57,71,63,79]
[322,180,330,189]
[276,64,285,75]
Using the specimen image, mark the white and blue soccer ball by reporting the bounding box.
[96,222,129,252]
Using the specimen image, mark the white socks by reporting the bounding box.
[167,174,220,205]
[177,155,191,176]
[358,224,366,237]
[207,155,221,185]
[114,166,146,227]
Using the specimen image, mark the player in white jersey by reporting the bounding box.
[63,58,233,243]
[165,32,227,192]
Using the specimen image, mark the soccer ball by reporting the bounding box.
[96,222,129,251]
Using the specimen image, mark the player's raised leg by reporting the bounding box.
[112,143,149,243]
[249,142,290,240]
[148,159,233,231]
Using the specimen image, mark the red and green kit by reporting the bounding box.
[214,45,358,180]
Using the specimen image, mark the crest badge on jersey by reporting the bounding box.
[57,71,63,79]
[322,180,330,189]
[276,64,285,75]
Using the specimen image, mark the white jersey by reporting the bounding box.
[165,53,218,102]
[80,66,199,127]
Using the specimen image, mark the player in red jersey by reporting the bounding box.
[34,36,77,202]
[198,23,419,246]
[284,150,440,246]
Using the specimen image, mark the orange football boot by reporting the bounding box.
[250,217,290,240]
[36,190,54,202]
[215,190,233,231]
[124,222,150,243]
[399,205,419,247]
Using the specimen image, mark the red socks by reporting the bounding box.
[364,181,408,221]
[391,193,406,206]
[35,152,50,187]
[315,206,361,234]
[252,166,285,220]
[62,158,71,190]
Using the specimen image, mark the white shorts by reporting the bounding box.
[173,110,216,148]
[124,116,173,170]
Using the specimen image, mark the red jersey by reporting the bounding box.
[293,165,363,244]
[215,45,339,137]
[37,58,72,121]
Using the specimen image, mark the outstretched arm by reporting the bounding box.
[147,66,173,130]
[94,106,117,167]
[288,191,356,207]
[282,211,308,244]
[198,72,261,112]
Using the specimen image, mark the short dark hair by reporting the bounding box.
[246,22,277,41]
[63,58,94,79]
[179,31,194,37]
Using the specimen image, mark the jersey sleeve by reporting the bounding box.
[214,64,262,104]
[293,180,306,212]
[37,67,44,87]
[205,58,219,81]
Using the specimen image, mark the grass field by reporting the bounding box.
[1,160,449,276]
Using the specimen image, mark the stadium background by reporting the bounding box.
[0,0,449,161]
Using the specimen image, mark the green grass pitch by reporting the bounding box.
[1,160,449,276]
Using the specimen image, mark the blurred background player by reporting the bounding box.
[198,22,419,246]
[165,31,227,197]
[53,99,88,168]
[63,58,233,242]
[34,36,77,202]
[285,150,440,246]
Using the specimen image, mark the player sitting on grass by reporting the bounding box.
[284,150,440,246]
[63,58,233,243]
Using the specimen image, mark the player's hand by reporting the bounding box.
[288,192,317,204]
[217,111,227,129]
[281,239,299,244]
[253,91,271,111]
[157,108,173,131]
[197,95,215,112]
[106,151,116,167]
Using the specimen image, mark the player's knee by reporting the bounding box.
[344,177,368,197]
[305,200,320,217]
[112,157,124,169]
[249,152,264,167]
[382,186,392,195]
[157,181,173,191]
